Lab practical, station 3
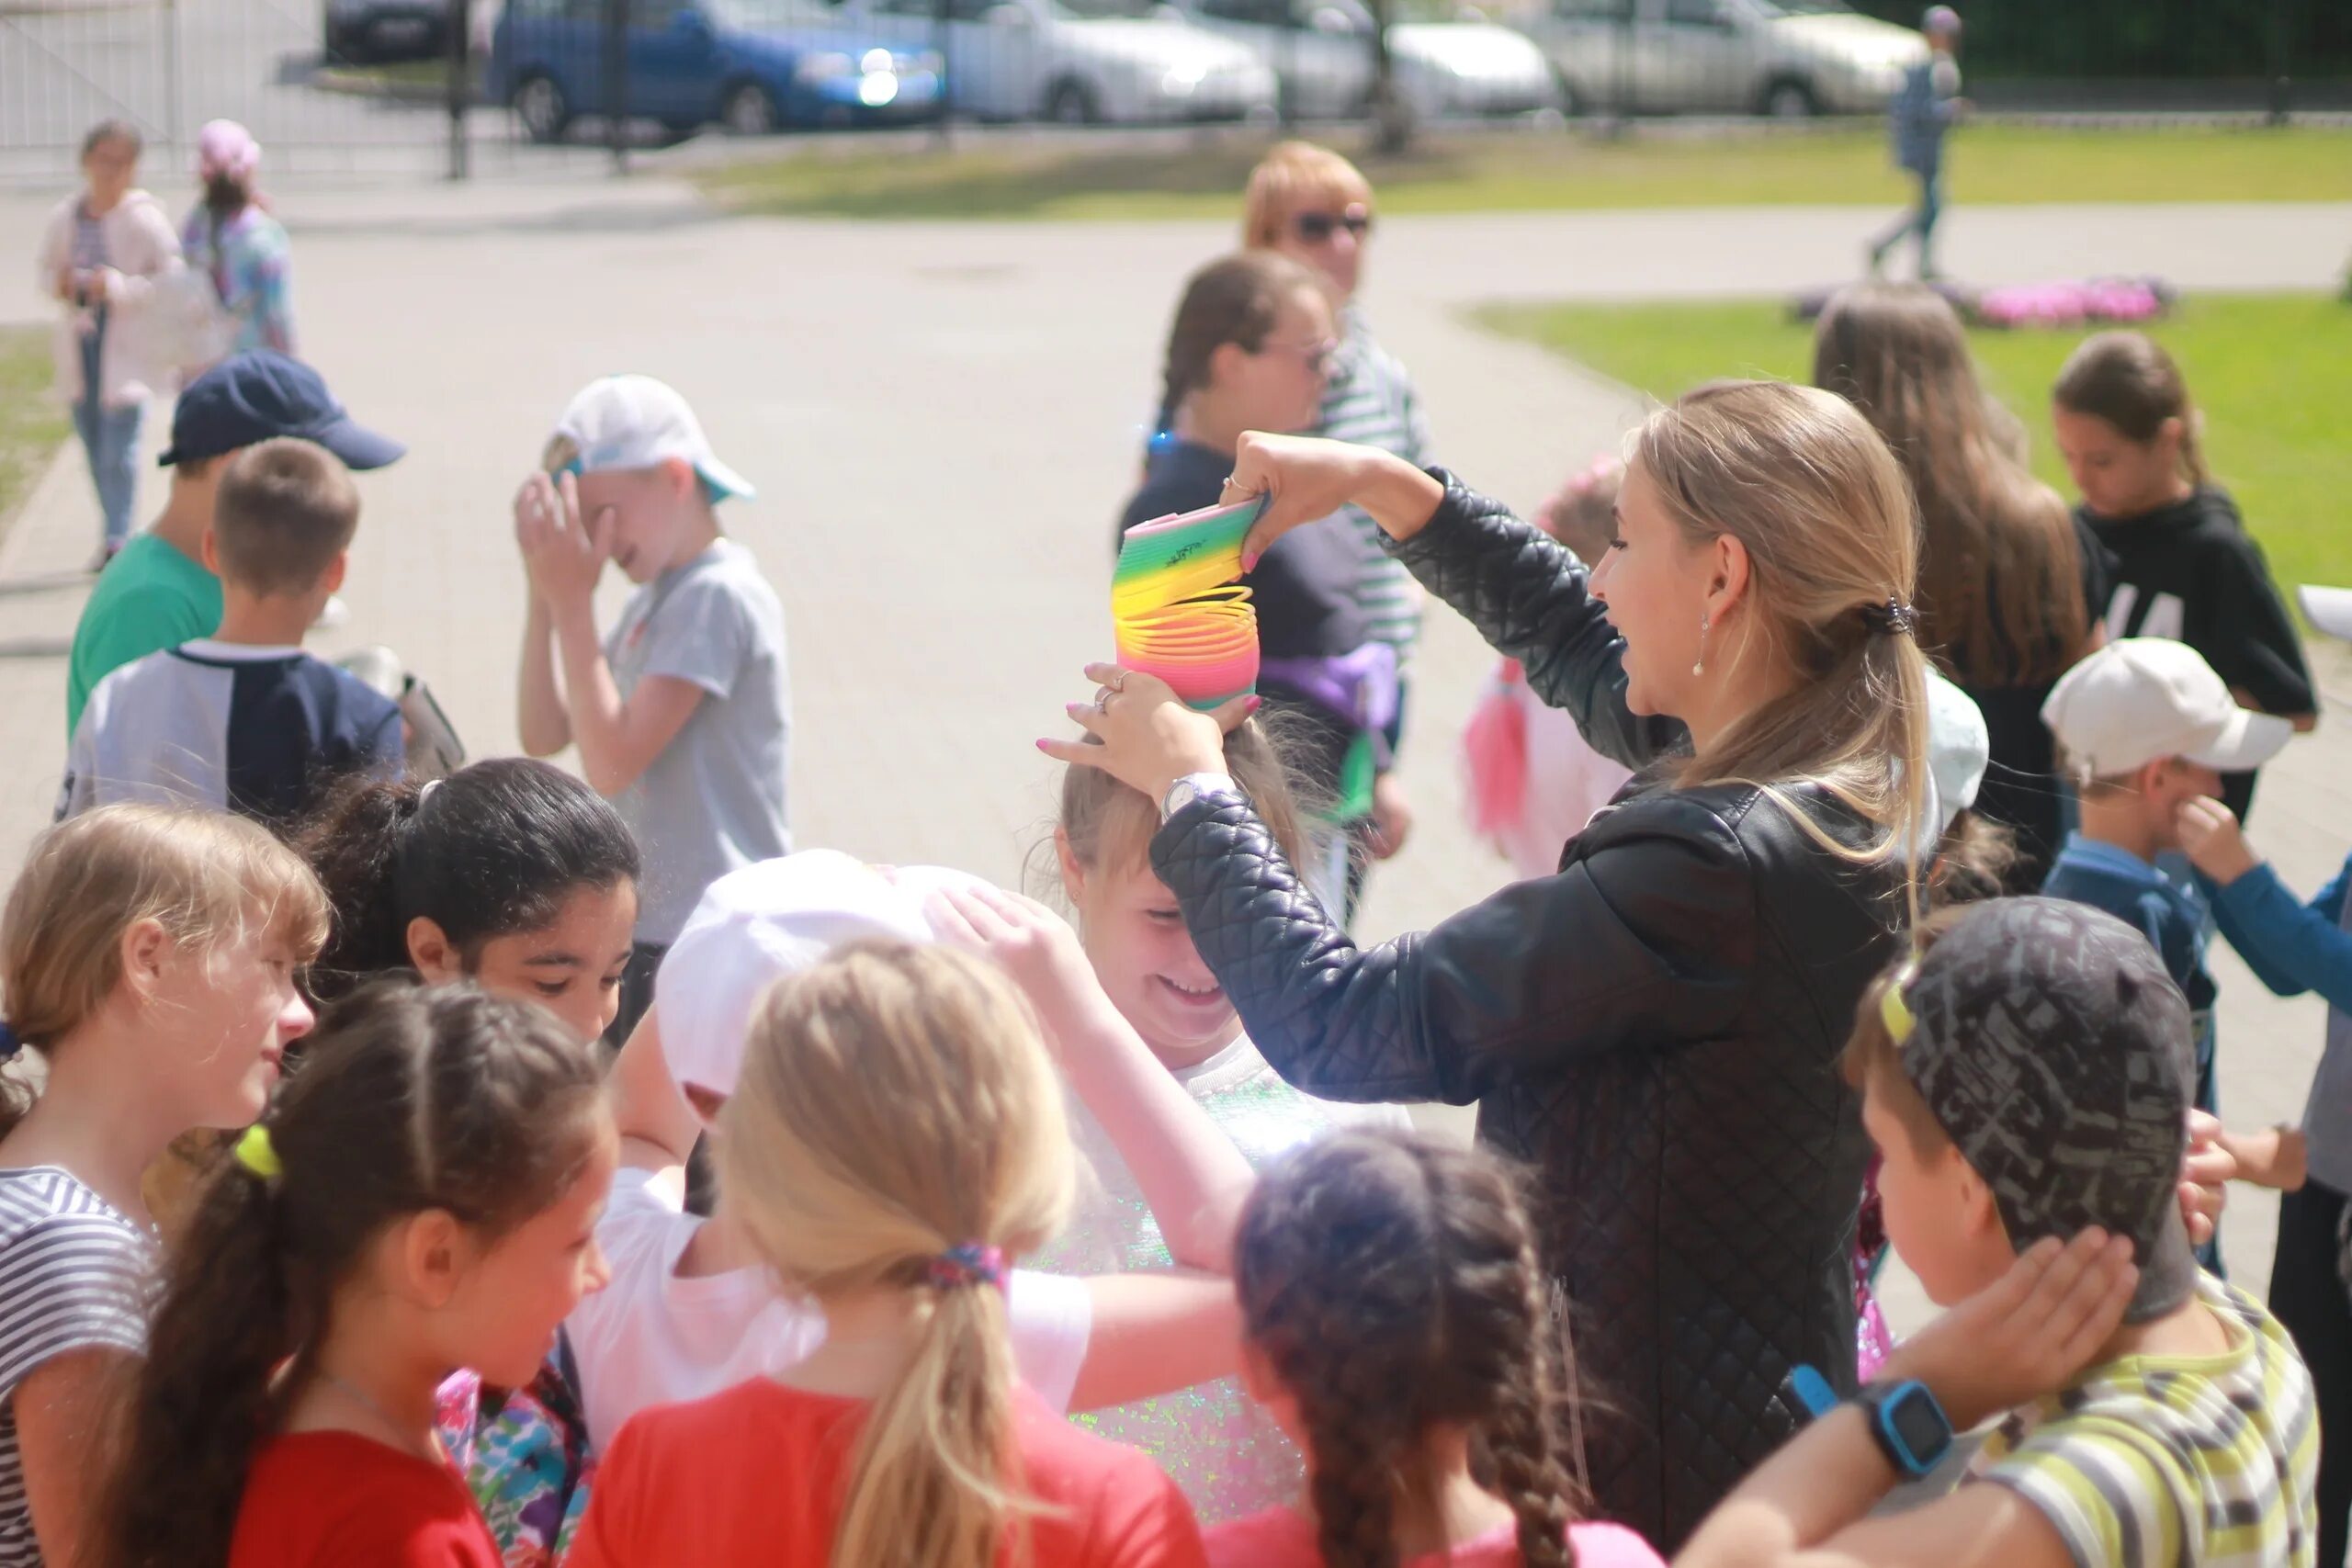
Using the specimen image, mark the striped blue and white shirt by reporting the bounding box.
[0,1168,153,1568]
[60,638,403,829]
[1315,309,1430,675]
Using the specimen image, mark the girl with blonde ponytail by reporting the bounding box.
[571,897,1208,1568]
[1047,380,1930,1548]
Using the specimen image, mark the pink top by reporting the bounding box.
[1205,1506,1665,1567]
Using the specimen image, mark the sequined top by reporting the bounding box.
[1032,1033,1411,1525]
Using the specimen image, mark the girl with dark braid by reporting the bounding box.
[1210,1128,1664,1568]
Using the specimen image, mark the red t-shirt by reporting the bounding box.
[1205,1506,1666,1567]
[571,1379,1208,1568]
[227,1430,504,1568]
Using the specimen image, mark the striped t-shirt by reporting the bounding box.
[1316,309,1430,672]
[0,1168,153,1567]
[1973,1272,2319,1568]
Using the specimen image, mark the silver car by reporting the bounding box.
[1177,0,1560,119]
[1520,0,1925,118]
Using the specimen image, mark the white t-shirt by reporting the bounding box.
[567,1168,1093,1451]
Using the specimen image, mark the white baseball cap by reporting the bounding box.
[1924,666,1988,836]
[2300,585,2352,644]
[547,374,755,503]
[653,850,991,1106]
[2040,637,2293,780]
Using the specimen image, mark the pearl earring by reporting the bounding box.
[1693,615,1711,678]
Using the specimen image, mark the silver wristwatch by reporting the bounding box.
[1161,771,1243,822]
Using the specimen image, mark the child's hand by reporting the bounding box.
[925,883,1113,1050]
[514,470,613,607]
[2217,1123,2308,1192]
[2182,1109,2234,1247]
[2177,796,2259,886]
[1880,1230,2137,1432]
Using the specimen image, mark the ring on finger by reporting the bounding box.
[1107,670,1127,693]
[1093,686,1114,715]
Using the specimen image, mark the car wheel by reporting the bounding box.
[1044,77,1099,125]
[513,71,571,142]
[723,81,780,135]
[1762,76,1817,118]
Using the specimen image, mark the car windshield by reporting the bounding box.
[1049,0,1166,20]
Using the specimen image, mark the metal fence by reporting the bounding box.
[6,0,2343,185]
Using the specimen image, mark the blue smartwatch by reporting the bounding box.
[1784,1367,1954,1479]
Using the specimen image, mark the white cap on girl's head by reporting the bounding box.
[547,374,756,502]
[2300,585,2352,645]
[652,850,989,1108]
[1924,666,1989,835]
[2040,637,2294,780]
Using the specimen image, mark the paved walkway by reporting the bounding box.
[4,184,2348,1325]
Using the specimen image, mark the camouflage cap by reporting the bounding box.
[1884,897,2197,1323]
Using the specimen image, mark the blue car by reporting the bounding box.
[488,0,944,140]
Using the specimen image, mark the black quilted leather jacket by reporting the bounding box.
[1151,475,1901,1549]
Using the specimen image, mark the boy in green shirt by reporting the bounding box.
[66,349,402,734]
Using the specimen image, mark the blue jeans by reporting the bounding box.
[74,325,142,550]
[1871,164,1946,277]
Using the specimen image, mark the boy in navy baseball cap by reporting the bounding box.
[65,349,402,736]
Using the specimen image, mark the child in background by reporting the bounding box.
[93,985,615,1568]
[515,375,791,1047]
[65,350,403,738]
[1676,898,2319,1568]
[579,853,1255,1460]
[2040,638,2294,1139]
[1460,457,1633,879]
[300,759,640,1043]
[178,120,293,361]
[1210,1127,1663,1568]
[572,926,1207,1567]
[2052,331,2314,821]
[62,437,403,829]
[1125,253,1386,913]
[0,804,323,1566]
[1038,728,1408,1522]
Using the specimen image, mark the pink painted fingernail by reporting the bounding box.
[1245,695,1263,716]
[1035,739,1054,753]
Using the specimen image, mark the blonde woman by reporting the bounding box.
[1049,381,1933,1550]
[572,907,1209,1567]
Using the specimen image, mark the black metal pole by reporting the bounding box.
[1609,0,1630,134]
[1368,0,1404,152]
[2266,0,2292,126]
[446,0,471,179]
[932,0,951,149]
[605,0,630,171]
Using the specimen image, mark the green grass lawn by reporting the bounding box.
[696,123,2352,220]
[0,323,71,544]
[1474,290,2352,616]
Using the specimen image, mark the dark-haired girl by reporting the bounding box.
[1211,1128,1663,1568]
[92,985,616,1568]
[2052,331,2314,821]
[299,757,640,1044]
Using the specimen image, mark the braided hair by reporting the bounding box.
[1235,1128,1580,1568]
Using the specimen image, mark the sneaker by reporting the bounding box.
[86,542,122,574]
[312,593,352,630]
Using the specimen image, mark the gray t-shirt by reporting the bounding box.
[605,539,792,944]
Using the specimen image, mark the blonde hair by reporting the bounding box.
[718,941,1076,1568]
[1051,717,1314,886]
[212,437,361,598]
[0,805,329,1128]
[1634,381,1932,912]
[1242,141,1374,251]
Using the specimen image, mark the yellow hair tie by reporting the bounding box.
[234,1125,282,1179]
[1879,955,1920,1046]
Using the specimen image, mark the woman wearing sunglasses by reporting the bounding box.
[1120,251,1379,911]
[1241,140,1426,908]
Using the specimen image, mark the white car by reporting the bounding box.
[837,0,1276,121]
[1177,0,1559,118]
[1520,0,1925,118]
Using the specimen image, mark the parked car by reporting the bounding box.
[325,0,451,62]
[486,0,944,140]
[1521,0,1924,118]
[1177,0,1557,118]
[834,0,1275,124]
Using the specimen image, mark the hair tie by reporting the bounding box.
[1861,597,1918,637]
[233,1125,282,1179]
[927,1242,1007,1291]
[417,778,444,808]
[0,1019,21,1060]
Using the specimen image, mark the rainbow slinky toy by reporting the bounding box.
[1113,497,1263,711]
